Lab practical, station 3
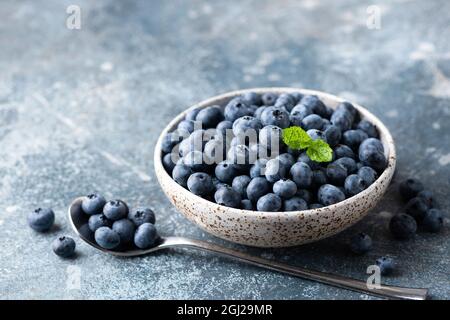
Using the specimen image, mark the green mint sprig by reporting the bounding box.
[282,126,333,162]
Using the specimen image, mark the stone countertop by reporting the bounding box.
[0,0,449,300]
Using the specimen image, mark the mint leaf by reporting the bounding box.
[282,126,312,150]
[306,139,333,162]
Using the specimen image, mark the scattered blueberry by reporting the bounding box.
[27,208,55,232]
[417,190,434,208]
[376,256,395,276]
[399,178,424,201]
[422,209,444,233]
[405,197,430,222]
[134,223,158,249]
[349,233,372,255]
[52,236,76,258]
[389,213,417,240]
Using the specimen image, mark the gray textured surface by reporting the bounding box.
[0,0,449,300]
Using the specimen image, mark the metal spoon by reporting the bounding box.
[68,197,428,300]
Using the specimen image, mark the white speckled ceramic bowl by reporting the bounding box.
[154,88,396,248]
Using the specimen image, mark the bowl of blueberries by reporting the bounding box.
[154,88,396,247]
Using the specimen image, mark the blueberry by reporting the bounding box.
[331,110,352,132]
[246,177,271,202]
[81,193,106,216]
[324,125,341,147]
[274,93,296,112]
[216,120,233,136]
[265,158,288,183]
[172,164,193,187]
[162,153,176,174]
[177,120,196,134]
[349,233,372,255]
[290,104,314,123]
[227,144,250,167]
[273,179,297,199]
[344,174,366,196]
[95,227,121,249]
[224,97,253,122]
[290,162,313,188]
[318,184,346,206]
[376,256,395,276]
[260,106,290,128]
[232,116,262,136]
[257,193,282,212]
[398,178,424,201]
[232,175,252,198]
[359,138,384,153]
[103,200,129,221]
[195,105,223,128]
[405,197,430,222]
[326,163,348,185]
[334,144,355,159]
[254,106,267,119]
[283,196,308,211]
[215,160,240,184]
[88,214,112,232]
[187,172,214,196]
[336,101,357,120]
[261,93,278,106]
[302,114,324,131]
[112,219,136,244]
[342,130,368,150]
[27,208,55,232]
[129,208,155,226]
[334,157,357,174]
[204,138,227,164]
[358,145,386,172]
[276,153,295,168]
[185,108,201,121]
[178,130,205,156]
[183,150,208,172]
[241,199,254,210]
[242,92,262,106]
[259,125,283,150]
[389,213,417,240]
[291,92,304,103]
[161,131,184,154]
[214,185,241,208]
[309,203,323,209]
[311,169,327,188]
[357,120,378,138]
[134,223,158,249]
[250,143,275,160]
[296,189,313,204]
[249,158,268,178]
[297,153,320,170]
[417,190,434,207]
[307,129,324,141]
[422,209,444,233]
[300,95,328,117]
[357,166,378,186]
[52,236,76,258]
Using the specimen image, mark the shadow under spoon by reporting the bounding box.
[68,197,428,300]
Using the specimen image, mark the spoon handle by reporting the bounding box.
[162,237,428,300]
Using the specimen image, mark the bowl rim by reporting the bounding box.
[154,87,396,218]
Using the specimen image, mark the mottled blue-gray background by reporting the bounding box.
[0,0,449,300]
